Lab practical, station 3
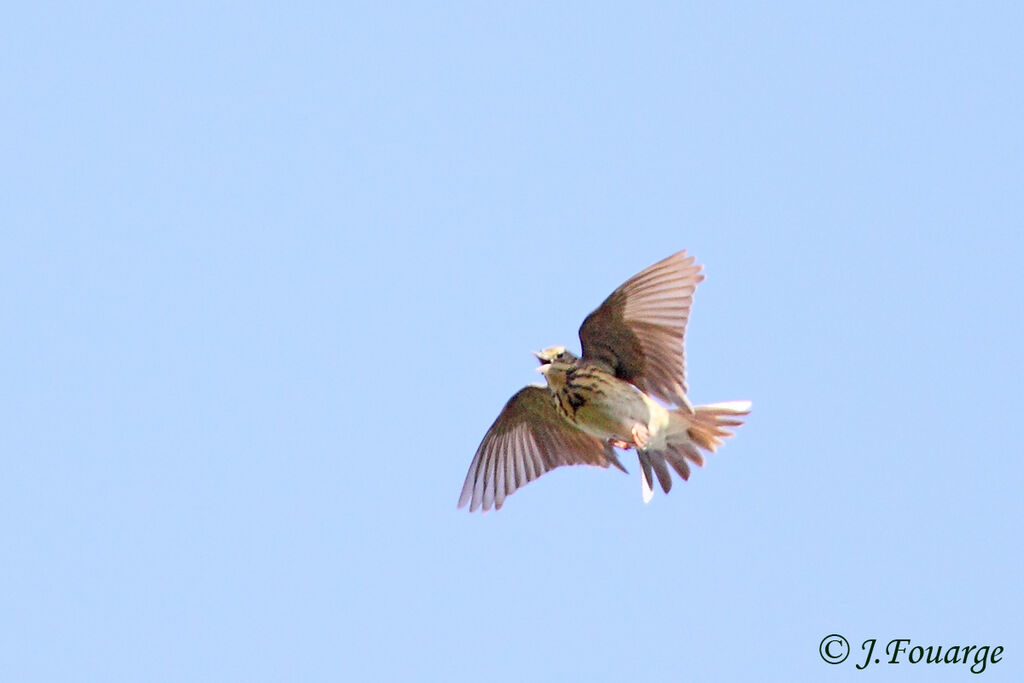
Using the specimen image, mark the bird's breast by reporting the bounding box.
[554,371,654,443]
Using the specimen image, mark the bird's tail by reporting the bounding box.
[638,400,751,502]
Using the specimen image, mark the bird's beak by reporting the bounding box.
[532,350,545,362]
[536,364,550,375]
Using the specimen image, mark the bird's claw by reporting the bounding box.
[631,423,650,451]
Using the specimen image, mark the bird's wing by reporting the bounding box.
[578,250,703,408]
[458,386,625,512]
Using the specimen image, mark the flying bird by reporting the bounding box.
[458,250,750,512]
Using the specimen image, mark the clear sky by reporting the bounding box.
[2,3,1022,681]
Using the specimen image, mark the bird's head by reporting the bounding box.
[533,345,578,365]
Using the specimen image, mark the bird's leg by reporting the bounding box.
[631,423,650,451]
[609,438,631,450]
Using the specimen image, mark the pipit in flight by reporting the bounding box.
[458,250,750,512]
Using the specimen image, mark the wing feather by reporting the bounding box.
[578,250,704,407]
[458,386,621,512]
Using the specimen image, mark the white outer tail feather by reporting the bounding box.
[669,400,751,450]
[700,400,753,413]
[640,468,654,503]
[638,399,751,503]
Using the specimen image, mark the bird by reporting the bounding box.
[458,250,750,512]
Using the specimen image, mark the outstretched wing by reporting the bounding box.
[458,386,625,512]
[578,250,703,408]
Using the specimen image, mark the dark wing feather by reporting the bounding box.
[458,386,625,512]
[578,250,703,407]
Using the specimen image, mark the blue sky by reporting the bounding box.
[2,3,1022,681]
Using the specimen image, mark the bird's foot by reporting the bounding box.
[631,423,650,450]
[609,439,630,450]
